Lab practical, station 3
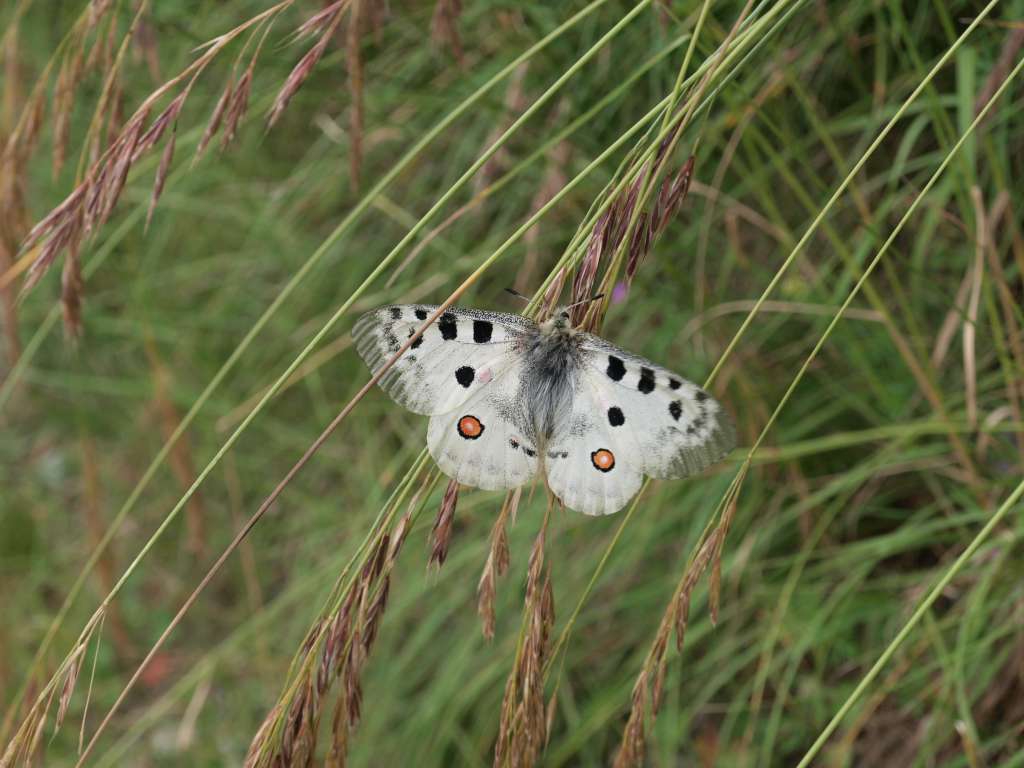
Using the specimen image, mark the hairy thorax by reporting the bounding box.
[516,312,582,445]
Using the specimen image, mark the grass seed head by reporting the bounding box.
[429,479,459,568]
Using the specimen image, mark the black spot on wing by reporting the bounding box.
[607,355,626,381]
[407,328,424,349]
[669,400,682,421]
[455,366,474,388]
[523,447,537,458]
[638,367,656,394]
[439,313,458,340]
[389,307,402,320]
[695,389,708,403]
[608,406,625,426]
[415,308,427,320]
[473,320,493,343]
[669,378,682,390]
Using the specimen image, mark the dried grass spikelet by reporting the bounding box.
[570,153,696,332]
[144,123,176,232]
[627,155,695,283]
[494,507,555,768]
[538,267,567,323]
[60,214,84,338]
[268,0,350,129]
[568,208,610,327]
[245,503,414,768]
[431,0,464,63]
[477,488,519,640]
[612,522,726,768]
[1,613,104,767]
[429,478,459,568]
[22,0,366,316]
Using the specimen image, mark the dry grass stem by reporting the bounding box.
[477,488,518,640]
[494,506,554,768]
[19,0,365,326]
[429,478,460,568]
[431,0,465,63]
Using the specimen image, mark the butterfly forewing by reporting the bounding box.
[352,305,534,415]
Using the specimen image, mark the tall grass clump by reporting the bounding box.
[2,1,1023,765]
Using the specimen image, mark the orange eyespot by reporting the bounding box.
[591,448,615,472]
[457,415,484,440]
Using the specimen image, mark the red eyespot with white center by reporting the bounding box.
[591,448,615,472]
[457,415,484,440]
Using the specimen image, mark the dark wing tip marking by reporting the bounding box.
[472,319,493,343]
[455,365,475,387]
[638,367,656,394]
[695,389,708,402]
[608,406,625,426]
[669,400,682,421]
[607,355,626,381]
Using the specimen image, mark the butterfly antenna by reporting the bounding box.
[563,293,605,311]
[505,287,530,304]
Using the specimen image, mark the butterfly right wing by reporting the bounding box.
[576,333,735,480]
[352,304,535,416]
[543,335,735,516]
[542,368,644,516]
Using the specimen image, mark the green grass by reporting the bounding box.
[2,0,1024,765]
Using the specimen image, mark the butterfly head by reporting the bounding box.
[540,307,577,337]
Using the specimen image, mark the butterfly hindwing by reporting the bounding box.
[577,334,736,480]
[352,304,534,415]
[427,359,540,491]
[542,369,644,516]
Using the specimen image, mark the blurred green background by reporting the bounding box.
[2,0,1024,765]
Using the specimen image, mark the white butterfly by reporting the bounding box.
[353,304,735,516]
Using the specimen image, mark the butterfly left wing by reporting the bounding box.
[352,304,535,415]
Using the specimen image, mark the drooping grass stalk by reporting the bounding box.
[71,42,689,763]
[545,0,1002,735]
[793,49,1024,768]
[0,0,622,740]
[20,5,670,761]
